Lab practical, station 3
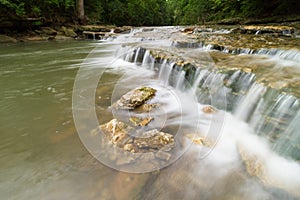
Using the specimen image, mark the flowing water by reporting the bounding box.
[1,27,300,199]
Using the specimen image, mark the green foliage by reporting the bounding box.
[0,0,26,16]
[240,0,264,17]
[171,0,300,24]
[181,0,213,24]
[85,0,103,22]
[0,0,299,26]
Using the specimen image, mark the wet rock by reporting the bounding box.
[61,26,77,38]
[181,27,195,34]
[238,145,300,198]
[186,134,212,147]
[100,119,175,154]
[230,25,295,36]
[113,26,131,34]
[47,36,55,41]
[38,27,57,36]
[79,25,112,32]
[100,119,132,148]
[172,40,201,48]
[23,36,45,41]
[82,31,106,40]
[134,129,175,152]
[115,86,157,109]
[0,34,17,43]
[142,28,154,32]
[133,103,159,113]
[109,172,150,200]
[202,105,218,114]
[129,117,153,127]
[155,150,172,161]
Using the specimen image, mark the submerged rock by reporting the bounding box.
[115,86,157,109]
[129,117,153,127]
[238,145,300,198]
[186,134,213,147]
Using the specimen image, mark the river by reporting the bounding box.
[0,26,300,199]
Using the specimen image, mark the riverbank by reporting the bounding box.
[1,14,300,43]
[0,25,132,43]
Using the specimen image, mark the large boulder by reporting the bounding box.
[115,86,157,109]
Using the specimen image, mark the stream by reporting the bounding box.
[0,26,300,200]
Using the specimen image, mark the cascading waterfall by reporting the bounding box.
[234,83,266,121]
[171,40,300,63]
[116,44,300,160]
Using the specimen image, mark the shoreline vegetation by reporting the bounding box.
[1,0,300,42]
[1,17,300,43]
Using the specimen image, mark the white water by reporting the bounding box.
[91,27,300,199]
[106,57,300,199]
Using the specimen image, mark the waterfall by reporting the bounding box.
[116,45,300,160]
[158,60,173,85]
[256,48,300,63]
[234,83,266,122]
[174,41,300,63]
[141,50,155,70]
[203,44,300,63]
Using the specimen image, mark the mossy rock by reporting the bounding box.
[116,86,157,109]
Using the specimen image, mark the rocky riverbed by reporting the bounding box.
[0,25,131,42]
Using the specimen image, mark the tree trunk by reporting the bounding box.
[77,0,84,22]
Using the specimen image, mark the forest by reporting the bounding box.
[1,0,300,27]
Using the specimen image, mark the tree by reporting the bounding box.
[77,0,84,22]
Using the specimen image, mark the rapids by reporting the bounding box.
[1,26,299,200]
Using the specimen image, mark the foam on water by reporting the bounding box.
[106,27,300,198]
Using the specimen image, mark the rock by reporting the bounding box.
[0,34,17,43]
[129,117,153,127]
[61,26,77,38]
[230,25,295,36]
[115,86,157,109]
[238,145,300,198]
[100,119,175,154]
[53,35,75,40]
[114,26,132,34]
[155,150,172,161]
[133,103,158,113]
[142,28,154,32]
[48,36,56,41]
[23,36,45,41]
[186,134,212,147]
[181,27,195,34]
[38,27,57,36]
[172,40,201,48]
[79,25,112,32]
[100,119,132,148]
[134,129,175,152]
[109,172,150,200]
[202,105,217,114]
